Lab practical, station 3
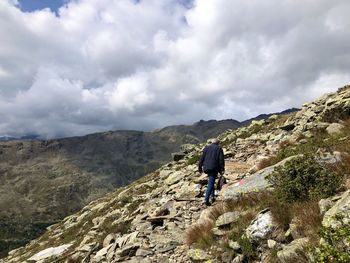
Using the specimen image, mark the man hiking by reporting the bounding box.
[198,138,225,206]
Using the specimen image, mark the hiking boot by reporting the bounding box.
[205,201,211,207]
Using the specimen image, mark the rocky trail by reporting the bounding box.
[2,86,350,262]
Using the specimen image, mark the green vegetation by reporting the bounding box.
[313,221,350,263]
[267,155,342,202]
[238,235,256,260]
[322,106,350,123]
[127,199,143,213]
[118,195,133,206]
[187,154,201,165]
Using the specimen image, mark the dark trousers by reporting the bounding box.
[205,171,217,203]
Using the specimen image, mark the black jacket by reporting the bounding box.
[198,143,225,174]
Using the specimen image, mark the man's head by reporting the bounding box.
[211,138,220,145]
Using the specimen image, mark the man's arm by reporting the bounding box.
[198,147,207,173]
[219,148,225,174]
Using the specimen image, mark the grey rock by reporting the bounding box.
[159,169,173,179]
[288,219,301,240]
[277,238,309,263]
[232,254,245,263]
[319,197,336,215]
[135,248,153,257]
[215,212,240,227]
[228,240,240,251]
[221,251,234,263]
[103,233,116,247]
[175,182,201,199]
[267,239,277,249]
[116,244,140,257]
[322,190,350,228]
[224,155,300,200]
[187,248,210,261]
[157,241,179,253]
[165,171,185,186]
[212,227,226,236]
[316,151,342,164]
[27,244,72,262]
[223,149,234,158]
[180,143,196,153]
[171,152,186,161]
[279,122,295,131]
[246,209,275,243]
[93,244,113,261]
[194,174,208,185]
[326,123,345,135]
[115,231,139,248]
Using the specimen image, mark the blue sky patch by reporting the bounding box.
[18,0,66,13]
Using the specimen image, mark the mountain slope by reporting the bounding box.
[3,85,349,263]
[0,119,241,257]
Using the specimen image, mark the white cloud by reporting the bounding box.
[0,0,350,138]
[108,74,154,112]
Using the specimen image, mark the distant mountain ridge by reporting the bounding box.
[0,108,299,142]
[0,135,39,141]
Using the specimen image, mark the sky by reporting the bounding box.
[1,0,350,138]
[18,0,66,13]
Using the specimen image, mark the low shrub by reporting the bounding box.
[187,154,201,165]
[238,235,257,260]
[127,199,143,213]
[322,107,350,123]
[313,222,350,263]
[185,221,215,248]
[267,155,342,202]
[119,195,133,206]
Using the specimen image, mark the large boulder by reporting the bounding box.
[165,171,185,186]
[171,152,186,161]
[318,193,343,215]
[174,182,201,199]
[322,190,350,228]
[27,244,72,262]
[277,238,309,263]
[326,123,345,135]
[224,155,300,200]
[246,209,276,243]
[216,212,240,227]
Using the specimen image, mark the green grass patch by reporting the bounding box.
[187,154,201,165]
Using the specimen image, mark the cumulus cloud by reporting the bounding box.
[1,0,350,138]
